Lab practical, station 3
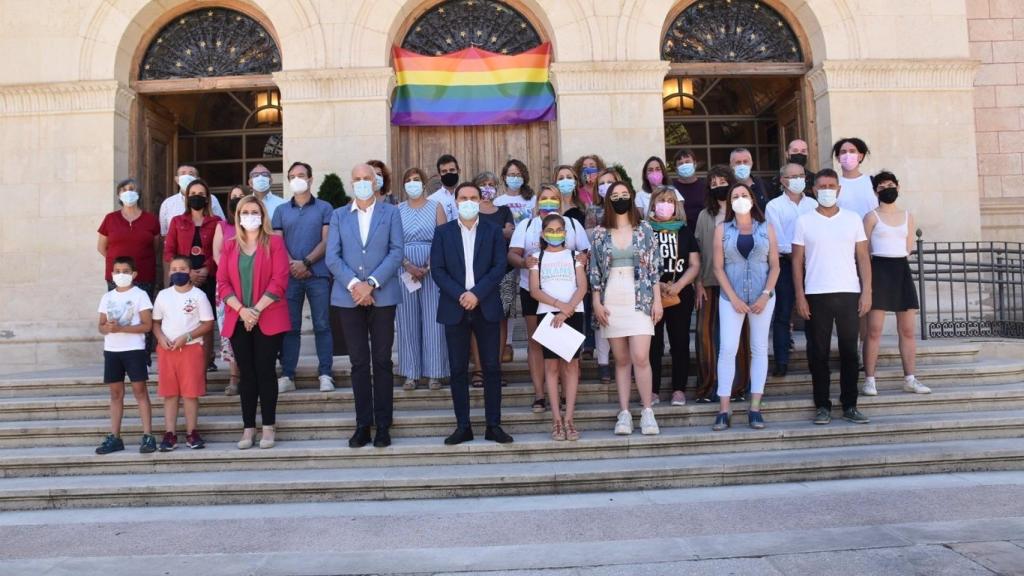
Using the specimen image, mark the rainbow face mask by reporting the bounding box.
[538,199,560,215]
[543,232,566,246]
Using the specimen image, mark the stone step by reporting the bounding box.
[1,409,1022,479]
[1,382,1021,447]
[0,348,1009,400]
[0,437,1020,510]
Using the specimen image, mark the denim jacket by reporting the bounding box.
[721,220,770,305]
[588,220,661,314]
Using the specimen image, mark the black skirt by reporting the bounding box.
[871,256,919,312]
[540,312,584,360]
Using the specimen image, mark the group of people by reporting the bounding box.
[93,137,927,455]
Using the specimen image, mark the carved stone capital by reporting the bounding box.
[274,68,393,103]
[551,60,671,94]
[808,59,980,99]
[0,81,135,118]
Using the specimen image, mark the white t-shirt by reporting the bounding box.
[531,249,585,314]
[510,216,591,290]
[493,193,536,224]
[635,189,684,220]
[97,286,153,352]
[158,193,226,236]
[838,174,879,219]
[792,208,867,295]
[151,285,214,344]
[427,188,457,222]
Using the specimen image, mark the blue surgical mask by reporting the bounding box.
[458,200,480,220]
[733,164,752,180]
[676,163,695,178]
[817,188,838,208]
[375,174,385,192]
[505,176,524,191]
[787,177,807,194]
[404,181,423,199]
[251,175,271,193]
[556,179,576,195]
[353,180,374,201]
[119,190,139,206]
[177,174,196,193]
[169,272,190,287]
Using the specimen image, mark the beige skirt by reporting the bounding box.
[602,267,654,339]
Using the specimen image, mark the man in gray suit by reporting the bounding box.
[326,164,404,448]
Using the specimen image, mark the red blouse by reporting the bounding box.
[97,210,160,283]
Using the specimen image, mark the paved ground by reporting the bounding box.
[1,472,1023,575]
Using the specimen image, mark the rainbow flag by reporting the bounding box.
[391,43,556,126]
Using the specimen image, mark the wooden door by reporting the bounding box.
[391,121,558,197]
[135,97,177,213]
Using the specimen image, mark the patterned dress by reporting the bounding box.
[396,200,449,380]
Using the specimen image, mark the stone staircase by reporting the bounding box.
[1,338,1023,510]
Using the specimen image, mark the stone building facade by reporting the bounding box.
[0,0,1014,370]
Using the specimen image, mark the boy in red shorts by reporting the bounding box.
[152,255,214,451]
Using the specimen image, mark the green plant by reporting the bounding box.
[317,172,349,208]
[611,163,633,191]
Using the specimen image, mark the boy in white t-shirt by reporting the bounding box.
[528,214,588,443]
[152,255,215,451]
[96,256,156,455]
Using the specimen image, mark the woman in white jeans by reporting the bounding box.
[712,183,780,430]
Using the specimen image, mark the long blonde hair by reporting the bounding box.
[233,196,272,252]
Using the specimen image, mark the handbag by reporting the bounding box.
[661,283,681,308]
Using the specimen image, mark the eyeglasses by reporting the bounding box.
[250,171,272,178]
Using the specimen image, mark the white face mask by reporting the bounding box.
[786,177,806,195]
[177,174,196,193]
[404,180,424,199]
[119,190,139,206]
[251,175,271,193]
[817,188,839,208]
[111,273,133,288]
[240,214,263,231]
[731,197,753,215]
[289,177,309,194]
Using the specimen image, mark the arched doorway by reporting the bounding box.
[661,0,812,181]
[131,6,283,212]
[390,0,557,192]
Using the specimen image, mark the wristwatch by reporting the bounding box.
[762,289,774,298]
[302,257,313,269]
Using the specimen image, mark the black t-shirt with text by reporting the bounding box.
[655,225,699,285]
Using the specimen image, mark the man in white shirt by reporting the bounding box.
[248,163,286,220]
[765,162,817,376]
[792,168,872,426]
[158,164,226,236]
[427,153,460,221]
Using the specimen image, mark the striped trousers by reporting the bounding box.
[695,285,751,399]
[396,268,449,380]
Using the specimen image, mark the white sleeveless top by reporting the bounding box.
[869,210,909,257]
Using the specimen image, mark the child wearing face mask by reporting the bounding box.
[529,214,587,441]
[95,256,156,455]
[152,255,215,452]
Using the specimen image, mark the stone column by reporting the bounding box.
[273,67,393,194]
[808,59,981,241]
[0,80,135,371]
[551,60,671,181]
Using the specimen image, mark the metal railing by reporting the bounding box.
[913,232,1024,340]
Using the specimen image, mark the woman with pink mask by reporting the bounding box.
[833,137,879,220]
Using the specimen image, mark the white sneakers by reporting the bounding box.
[860,377,878,396]
[614,410,633,435]
[278,376,295,394]
[640,408,660,435]
[614,408,661,435]
[903,376,931,394]
[319,375,336,392]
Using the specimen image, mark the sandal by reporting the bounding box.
[502,345,514,363]
[565,420,580,441]
[551,419,566,441]
[224,376,239,397]
[532,397,547,413]
[471,371,484,388]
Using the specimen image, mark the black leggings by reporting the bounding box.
[231,326,284,428]
[651,288,696,393]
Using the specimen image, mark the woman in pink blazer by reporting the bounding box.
[216,196,290,450]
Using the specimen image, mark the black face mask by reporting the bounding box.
[788,153,807,166]
[188,195,208,211]
[228,198,241,216]
[878,187,899,204]
[711,185,730,201]
[440,172,460,188]
[610,197,633,215]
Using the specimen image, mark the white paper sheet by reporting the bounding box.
[531,312,585,363]
[400,271,422,293]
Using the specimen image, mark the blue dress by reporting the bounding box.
[397,200,449,379]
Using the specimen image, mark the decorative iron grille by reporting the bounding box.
[663,0,802,63]
[401,0,542,56]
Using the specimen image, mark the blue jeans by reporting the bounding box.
[772,257,796,366]
[280,276,334,378]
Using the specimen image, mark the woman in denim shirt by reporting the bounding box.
[589,181,663,437]
[712,183,780,431]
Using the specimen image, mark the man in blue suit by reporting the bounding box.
[326,164,404,448]
[431,182,513,445]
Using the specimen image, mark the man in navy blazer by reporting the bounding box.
[431,182,513,445]
[326,164,404,448]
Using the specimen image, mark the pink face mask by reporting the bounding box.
[654,202,675,220]
[647,170,664,187]
[839,153,860,171]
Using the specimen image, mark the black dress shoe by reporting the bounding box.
[444,427,474,445]
[373,427,391,448]
[772,363,788,377]
[348,426,372,448]
[484,425,514,444]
